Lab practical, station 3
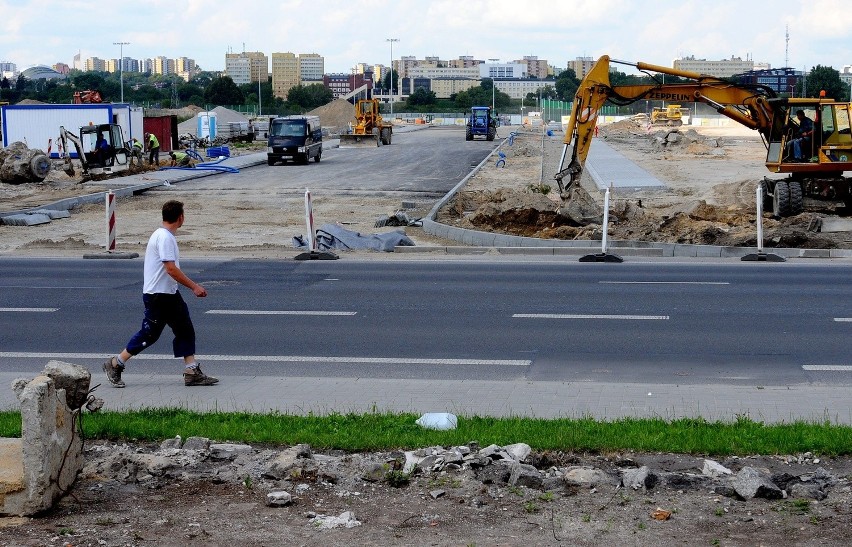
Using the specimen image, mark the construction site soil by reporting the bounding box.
[437,119,852,251]
[2,116,850,257]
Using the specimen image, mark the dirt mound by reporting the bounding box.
[310,99,356,132]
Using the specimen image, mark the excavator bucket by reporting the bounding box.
[339,132,381,148]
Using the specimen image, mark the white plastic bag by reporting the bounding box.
[415,412,458,430]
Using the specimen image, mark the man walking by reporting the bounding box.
[146,132,160,166]
[103,200,218,387]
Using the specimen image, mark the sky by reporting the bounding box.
[1,0,850,76]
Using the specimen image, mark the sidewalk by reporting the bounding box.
[2,371,849,424]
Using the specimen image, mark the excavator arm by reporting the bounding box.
[57,125,86,176]
[555,55,782,195]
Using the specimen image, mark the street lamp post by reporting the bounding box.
[488,59,499,111]
[386,38,399,121]
[113,41,129,103]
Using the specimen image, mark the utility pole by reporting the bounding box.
[386,38,399,121]
[114,41,130,103]
[488,59,500,110]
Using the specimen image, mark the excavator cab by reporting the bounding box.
[80,124,128,169]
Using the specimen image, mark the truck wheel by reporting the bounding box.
[788,180,803,215]
[267,157,275,166]
[773,180,791,217]
[466,129,473,141]
[487,129,495,141]
[314,151,321,163]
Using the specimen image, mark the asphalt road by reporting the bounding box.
[186,127,499,197]
[2,258,850,389]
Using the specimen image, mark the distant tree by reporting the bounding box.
[804,65,847,100]
[286,84,333,110]
[71,72,106,92]
[555,69,580,101]
[204,76,244,105]
[406,87,436,106]
[382,70,399,92]
[15,74,28,91]
[0,76,9,89]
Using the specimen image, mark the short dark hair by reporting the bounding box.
[162,200,184,223]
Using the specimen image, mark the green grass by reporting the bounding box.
[1,409,851,456]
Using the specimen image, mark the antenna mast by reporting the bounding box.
[785,24,789,68]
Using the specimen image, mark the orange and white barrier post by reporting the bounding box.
[106,191,116,252]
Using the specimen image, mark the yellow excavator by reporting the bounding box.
[339,98,393,148]
[556,55,852,217]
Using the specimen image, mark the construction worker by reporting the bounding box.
[146,132,160,165]
[169,150,192,168]
[130,137,144,166]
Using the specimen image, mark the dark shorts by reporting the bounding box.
[126,292,196,357]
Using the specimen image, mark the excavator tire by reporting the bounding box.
[465,128,473,141]
[788,180,804,215]
[773,180,791,217]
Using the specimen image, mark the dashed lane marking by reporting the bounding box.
[802,365,852,372]
[206,310,356,316]
[0,307,58,312]
[513,314,669,320]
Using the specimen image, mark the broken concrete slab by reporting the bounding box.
[1,361,91,516]
[31,209,71,220]
[0,213,52,226]
[819,218,852,233]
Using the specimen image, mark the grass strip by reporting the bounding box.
[1,409,850,456]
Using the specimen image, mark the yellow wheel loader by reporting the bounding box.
[339,99,393,148]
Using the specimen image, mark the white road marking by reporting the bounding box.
[802,365,852,371]
[0,307,58,312]
[599,281,729,285]
[834,318,852,322]
[206,310,356,316]
[513,314,669,320]
[0,352,529,367]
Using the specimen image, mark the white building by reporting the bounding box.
[480,62,527,79]
[673,56,755,77]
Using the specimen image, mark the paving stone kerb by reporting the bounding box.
[420,136,852,259]
[0,153,267,220]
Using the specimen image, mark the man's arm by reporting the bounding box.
[163,261,207,297]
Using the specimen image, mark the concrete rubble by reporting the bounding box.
[0,360,94,516]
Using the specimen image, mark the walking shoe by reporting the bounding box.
[184,364,219,386]
[103,356,125,388]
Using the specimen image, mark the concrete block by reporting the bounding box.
[0,362,90,516]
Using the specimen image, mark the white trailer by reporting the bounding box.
[0,104,143,158]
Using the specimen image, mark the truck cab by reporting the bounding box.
[267,115,322,165]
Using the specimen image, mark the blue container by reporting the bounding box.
[206,146,230,158]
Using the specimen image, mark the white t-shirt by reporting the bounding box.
[143,227,180,294]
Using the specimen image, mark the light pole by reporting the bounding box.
[488,59,499,110]
[386,38,399,121]
[113,41,129,103]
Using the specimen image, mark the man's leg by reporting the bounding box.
[164,292,218,386]
[104,294,168,387]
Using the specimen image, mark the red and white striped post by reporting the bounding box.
[304,189,316,251]
[106,191,116,252]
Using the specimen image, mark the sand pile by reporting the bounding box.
[309,99,356,133]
